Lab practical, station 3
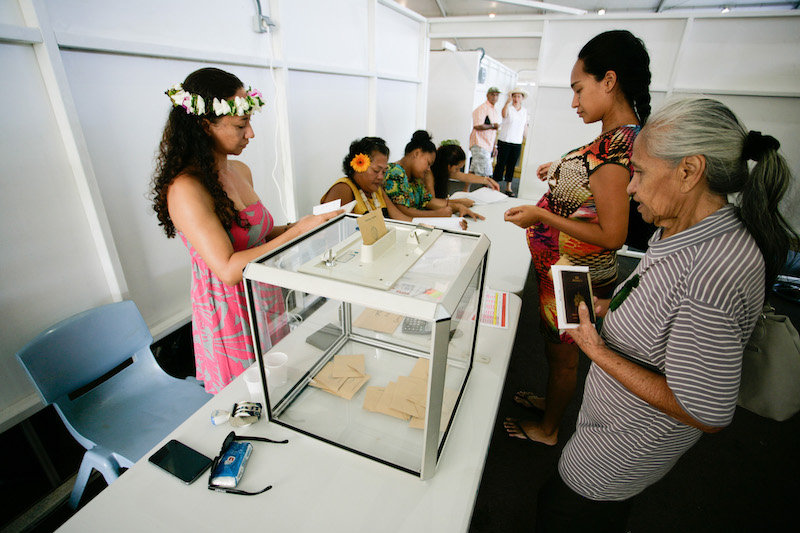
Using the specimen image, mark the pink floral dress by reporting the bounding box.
[180,201,288,393]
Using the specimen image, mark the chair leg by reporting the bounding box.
[69,448,121,509]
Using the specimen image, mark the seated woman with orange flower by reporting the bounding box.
[321,137,412,221]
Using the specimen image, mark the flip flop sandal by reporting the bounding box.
[513,391,545,411]
[504,417,536,443]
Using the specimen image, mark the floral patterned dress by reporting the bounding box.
[180,201,288,393]
[383,162,431,208]
[528,125,640,343]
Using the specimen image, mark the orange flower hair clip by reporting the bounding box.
[350,153,371,173]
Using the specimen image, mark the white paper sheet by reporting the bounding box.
[450,187,509,206]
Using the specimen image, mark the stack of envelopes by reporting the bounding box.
[363,358,458,430]
[309,354,370,400]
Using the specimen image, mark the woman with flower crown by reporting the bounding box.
[151,68,338,393]
[320,137,412,220]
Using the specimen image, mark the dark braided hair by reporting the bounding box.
[579,30,652,125]
[150,68,247,238]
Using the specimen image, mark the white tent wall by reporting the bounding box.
[518,13,800,235]
[0,0,427,431]
[426,50,517,164]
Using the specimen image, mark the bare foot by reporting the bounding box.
[504,417,558,446]
[513,391,546,411]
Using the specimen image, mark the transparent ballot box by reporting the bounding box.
[243,214,489,479]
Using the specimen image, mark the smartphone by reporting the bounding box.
[148,440,213,484]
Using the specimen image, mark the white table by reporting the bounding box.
[58,296,521,533]
[469,197,533,294]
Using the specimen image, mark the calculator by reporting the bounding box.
[402,317,432,335]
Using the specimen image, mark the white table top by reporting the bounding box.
[58,295,521,533]
[469,197,532,295]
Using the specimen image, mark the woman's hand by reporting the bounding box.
[290,210,341,235]
[594,297,611,319]
[504,205,543,228]
[432,206,454,217]
[458,198,476,208]
[536,162,552,181]
[454,203,485,221]
[483,176,500,191]
[566,302,605,357]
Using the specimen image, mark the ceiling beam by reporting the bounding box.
[494,0,588,16]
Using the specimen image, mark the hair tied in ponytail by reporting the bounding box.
[743,130,780,162]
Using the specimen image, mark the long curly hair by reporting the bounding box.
[150,68,247,238]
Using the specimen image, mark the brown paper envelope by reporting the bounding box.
[408,388,460,431]
[353,308,403,334]
[332,354,366,378]
[335,374,370,400]
[363,386,385,412]
[408,416,424,429]
[408,358,429,380]
[398,376,427,398]
[356,209,387,245]
[309,361,346,392]
[375,382,410,420]
[390,378,427,419]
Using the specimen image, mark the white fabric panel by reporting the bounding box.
[376,79,419,160]
[376,2,422,79]
[675,17,800,94]
[60,52,284,330]
[426,51,480,152]
[538,19,685,89]
[0,1,24,25]
[286,71,369,218]
[46,0,270,57]
[0,43,111,410]
[279,0,369,71]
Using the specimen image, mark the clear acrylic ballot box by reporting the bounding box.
[243,214,489,479]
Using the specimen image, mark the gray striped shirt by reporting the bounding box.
[559,205,764,501]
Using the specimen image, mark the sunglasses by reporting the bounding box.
[208,431,288,495]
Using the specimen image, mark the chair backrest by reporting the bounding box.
[16,301,154,404]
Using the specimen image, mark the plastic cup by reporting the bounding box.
[264,352,289,386]
[243,367,267,402]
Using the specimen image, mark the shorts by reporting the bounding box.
[469,145,492,177]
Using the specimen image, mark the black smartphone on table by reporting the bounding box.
[148,440,213,484]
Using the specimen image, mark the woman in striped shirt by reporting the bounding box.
[536,98,798,532]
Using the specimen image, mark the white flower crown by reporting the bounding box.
[166,83,265,116]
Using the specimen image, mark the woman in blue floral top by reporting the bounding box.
[384,130,482,222]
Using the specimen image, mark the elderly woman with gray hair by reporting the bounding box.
[536,97,798,532]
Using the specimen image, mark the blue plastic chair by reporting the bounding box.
[16,301,212,508]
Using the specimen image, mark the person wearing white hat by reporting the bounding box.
[493,87,529,196]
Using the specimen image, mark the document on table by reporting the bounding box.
[479,289,509,328]
[450,187,509,205]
